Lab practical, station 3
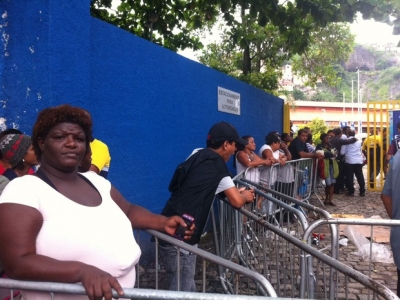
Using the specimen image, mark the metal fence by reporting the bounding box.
[210,162,399,300]
[303,217,400,298]
[0,278,279,300]
[0,229,277,300]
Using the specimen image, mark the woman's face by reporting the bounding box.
[23,145,39,166]
[245,137,256,151]
[323,135,330,144]
[271,141,281,151]
[38,122,87,172]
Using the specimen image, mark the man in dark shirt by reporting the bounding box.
[289,129,323,160]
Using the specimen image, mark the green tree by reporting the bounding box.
[90,0,369,52]
[304,118,329,145]
[291,23,355,88]
[199,23,355,92]
[198,22,289,91]
[292,89,306,100]
[90,0,212,51]
[309,90,337,102]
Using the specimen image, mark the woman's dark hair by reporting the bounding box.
[236,135,251,151]
[320,133,328,142]
[266,134,281,145]
[348,130,356,137]
[233,136,252,169]
[281,133,290,140]
[32,104,93,160]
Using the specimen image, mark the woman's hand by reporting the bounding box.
[264,158,273,166]
[79,264,124,300]
[164,215,195,240]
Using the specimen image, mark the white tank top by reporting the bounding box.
[0,172,141,300]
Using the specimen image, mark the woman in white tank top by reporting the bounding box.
[0,105,194,300]
[235,136,272,183]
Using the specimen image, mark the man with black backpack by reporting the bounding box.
[159,122,255,292]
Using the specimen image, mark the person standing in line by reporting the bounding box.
[290,121,294,138]
[386,122,400,163]
[316,133,339,206]
[362,128,381,188]
[0,104,194,300]
[281,133,293,146]
[381,151,400,297]
[81,110,111,178]
[306,133,316,154]
[288,129,323,161]
[159,122,255,292]
[89,138,111,178]
[341,130,365,197]
[330,127,357,194]
[234,135,272,183]
[327,130,335,139]
[341,126,350,139]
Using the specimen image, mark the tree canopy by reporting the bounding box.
[90,0,398,93]
[90,0,397,52]
[199,22,355,91]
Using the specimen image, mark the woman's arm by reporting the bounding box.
[261,148,279,164]
[236,151,271,167]
[0,203,124,300]
[280,143,292,161]
[111,186,194,237]
[278,151,287,166]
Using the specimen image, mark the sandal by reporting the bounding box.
[329,202,337,206]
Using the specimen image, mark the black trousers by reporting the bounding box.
[367,149,381,187]
[344,163,365,195]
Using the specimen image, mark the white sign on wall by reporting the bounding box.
[218,87,240,115]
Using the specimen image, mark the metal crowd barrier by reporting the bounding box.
[0,229,277,299]
[303,217,400,298]
[250,158,315,204]
[0,278,277,300]
[141,229,277,297]
[212,180,398,299]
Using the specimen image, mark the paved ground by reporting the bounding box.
[308,176,398,298]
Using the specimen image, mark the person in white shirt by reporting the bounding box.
[340,130,365,196]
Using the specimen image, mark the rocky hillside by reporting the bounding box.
[343,45,400,100]
[344,45,400,72]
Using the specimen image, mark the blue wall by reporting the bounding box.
[0,0,283,213]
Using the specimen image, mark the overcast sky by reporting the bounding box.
[350,16,398,46]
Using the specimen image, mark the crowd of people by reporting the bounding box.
[234,125,371,208]
[0,105,398,299]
